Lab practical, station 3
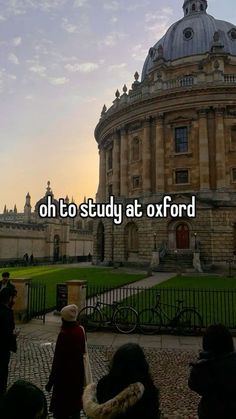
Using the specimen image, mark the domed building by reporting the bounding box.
[93,0,236,270]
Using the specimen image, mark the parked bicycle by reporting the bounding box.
[78,295,138,334]
[138,292,203,335]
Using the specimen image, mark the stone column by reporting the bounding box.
[13,278,31,323]
[112,130,120,196]
[67,280,87,312]
[155,113,165,192]
[120,127,128,196]
[198,109,210,190]
[215,108,226,189]
[142,118,151,194]
[98,148,106,201]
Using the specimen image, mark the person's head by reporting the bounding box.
[203,324,234,356]
[0,380,48,419]
[2,271,10,283]
[109,343,150,385]
[0,287,17,308]
[61,304,78,323]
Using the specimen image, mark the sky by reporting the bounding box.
[0,0,236,212]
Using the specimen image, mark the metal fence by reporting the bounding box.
[86,285,236,330]
[27,282,46,323]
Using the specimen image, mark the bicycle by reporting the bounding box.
[78,295,138,334]
[138,293,203,335]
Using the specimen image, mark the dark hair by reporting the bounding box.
[0,287,16,304]
[203,324,234,355]
[109,343,151,386]
[0,380,48,419]
[2,271,10,278]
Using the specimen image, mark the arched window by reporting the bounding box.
[54,235,60,261]
[200,4,204,11]
[186,7,188,15]
[124,222,139,260]
[132,137,140,161]
[192,3,196,11]
[231,126,236,149]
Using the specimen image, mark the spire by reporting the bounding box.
[3,205,7,214]
[183,0,207,16]
[14,204,17,213]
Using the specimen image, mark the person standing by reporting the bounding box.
[83,343,160,419]
[188,324,236,419]
[0,272,15,292]
[45,304,85,419]
[0,287,17,397]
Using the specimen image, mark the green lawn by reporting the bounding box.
[8,265,144,309]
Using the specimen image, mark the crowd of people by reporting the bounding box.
[0,271,236,418]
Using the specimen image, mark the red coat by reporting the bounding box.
[48,322,85,417]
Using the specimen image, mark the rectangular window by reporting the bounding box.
[175,170,189,184]
[107,149,112,170]
[175,127,188,153]
[231,127,236,149]
[108,184,113,196]
[132,176,140,189]
[232,168,236,182]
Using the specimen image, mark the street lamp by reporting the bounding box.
[153,233,157,251]
[194,232,197,251]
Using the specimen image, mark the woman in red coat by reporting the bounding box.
[46,304,85,419]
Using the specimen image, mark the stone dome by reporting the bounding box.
[142,0,236,80]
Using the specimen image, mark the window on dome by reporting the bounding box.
[132,137,140,161]
[175,170,189,184]
[200,4,204,11]
[175,127,188,153]
[183,28,194,41]
[229,29,236,41]
[192,4,196,11]
[186,8,188,15]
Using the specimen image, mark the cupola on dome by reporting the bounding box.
[142,0,236,80]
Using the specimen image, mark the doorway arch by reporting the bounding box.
[176,223,190,249]
[53,235,60,261]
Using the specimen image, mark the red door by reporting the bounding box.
[176,224,189,249]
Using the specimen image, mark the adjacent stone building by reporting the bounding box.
[93,0,236,269]
[0,182,93,264]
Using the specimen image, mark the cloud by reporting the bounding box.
[103,1,119,11]
[13,37,22,46]
[0,14,6,21]
[29,64,47,77]
[107,63,127,72]
[73,0,88,7]
[25,95,33,100]
[132,44,148,61]
[65,62,99,73]
[144,7,174,39]
[100,32,126,47]
[49,76,69,85]
[61,18,78,34]
[8,53,19,65]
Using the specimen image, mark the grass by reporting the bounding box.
[8,265,144,309]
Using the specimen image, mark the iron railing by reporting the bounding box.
[27,282,46,323]
[86,285,236,330]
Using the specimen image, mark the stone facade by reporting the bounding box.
[0,182,93,264]
[93,1,236,269]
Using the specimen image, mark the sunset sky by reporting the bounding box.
[0,0,235,211]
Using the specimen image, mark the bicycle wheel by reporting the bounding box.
[113,306,138,334]
[138,309,162,335]
[78,306,102,332]
[177,309,203,335]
